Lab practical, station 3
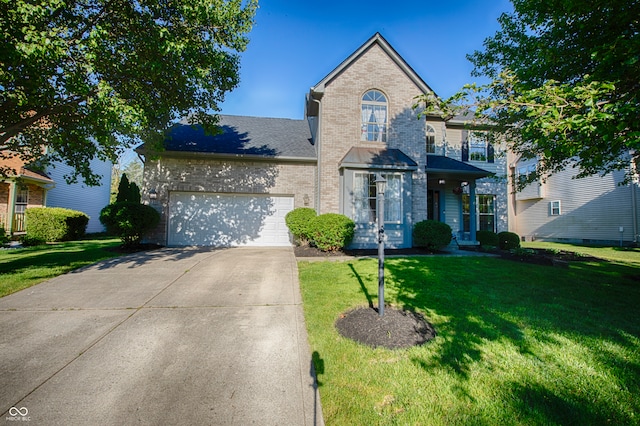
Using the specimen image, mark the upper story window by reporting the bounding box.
[426,124,436,154]
[361,90,387,142]
[462,130,494,163]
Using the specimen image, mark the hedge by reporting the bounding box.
[498,231,521,250]
[25,207,89,242]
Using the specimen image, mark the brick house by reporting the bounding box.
[139,33,508,248]
[0,154,54,234]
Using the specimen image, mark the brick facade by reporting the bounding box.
[142,157,316,245]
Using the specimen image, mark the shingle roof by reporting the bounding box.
[426,155,491,177]
[161,115,316,160]
[339,147,418,170]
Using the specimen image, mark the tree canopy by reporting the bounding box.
[1,0,257,185]
[417,0,640,189]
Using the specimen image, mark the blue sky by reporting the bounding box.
[219,0,514,119]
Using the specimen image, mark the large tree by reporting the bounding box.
[417,0,640,189]
[1,0,257,184]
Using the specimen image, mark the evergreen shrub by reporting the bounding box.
[498,231,521,250]
[476,230,499,248]
[308,213,355,252]
[285,207,317,243]
[100,202,160,247]
[413,220,452,251]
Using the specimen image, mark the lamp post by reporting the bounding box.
[375,174,387,317]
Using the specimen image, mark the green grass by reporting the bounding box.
[522,241,640,266]
[0,237,122,298]
[299,252,640,425]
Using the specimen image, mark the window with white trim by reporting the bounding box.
[469,133,487,161]
[353,172,402,223]
[550,200,561,216]
[361,90,387,142]
[462,194,496,232]
[426,124,436,154]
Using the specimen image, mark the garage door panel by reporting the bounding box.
[168,193,294,247]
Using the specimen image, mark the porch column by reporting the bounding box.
[7,181,16,235]
[469,181,477,241]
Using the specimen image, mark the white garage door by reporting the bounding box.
[168,192,294,247]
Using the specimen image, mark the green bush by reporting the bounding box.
[100,202,160,247]
[20,234,46,247]
[498,231,521,250]
[0,226,9,245]
[413,220,452,251]
[285,207,317,243]
[308,213,355,252]
[25,207,89,242]
[476,230,499,248]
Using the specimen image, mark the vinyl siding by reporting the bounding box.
[512,169,638,243]
[46,158,112,233]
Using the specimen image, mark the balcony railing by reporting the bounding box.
[12,212,25,233]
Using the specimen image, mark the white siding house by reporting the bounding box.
[45,158,112,234]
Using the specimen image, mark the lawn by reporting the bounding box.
[298,247,640,425]
[0,237,122,298]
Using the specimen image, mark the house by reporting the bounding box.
[0,152,112,236]
[0,154,54,234]
[508,155,640,245]
[139,33,509,248]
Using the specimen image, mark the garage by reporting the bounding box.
[168,192,294,247]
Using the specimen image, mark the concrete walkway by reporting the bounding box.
[0,247,323,425]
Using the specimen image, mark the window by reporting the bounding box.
[353,172,402,223]
[550,200,561,216]
[469,133,487,161]
[462,194,496,232]
[463,131,494,163]
[15,188,28,214]
[426,124,436,154]
[361,90,387,142]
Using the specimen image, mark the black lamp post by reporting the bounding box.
[375,174,386,317]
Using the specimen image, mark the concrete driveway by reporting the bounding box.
[0,247,323,425]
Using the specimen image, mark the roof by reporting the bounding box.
[155,115,316,160]
[425,155,491,177]
[0,152,54,184]
[339,147,418,170]
[307,33,436,115]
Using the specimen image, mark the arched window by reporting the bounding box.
[426,124,436,154]
[361,90,387,142]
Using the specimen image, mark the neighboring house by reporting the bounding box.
[0,152,112,236]
[139,33,508,248]
[0,153,54,235]
[508,155,640,245]
[45,158,112,234]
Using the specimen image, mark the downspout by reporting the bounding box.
[469,180,477,241]
[311,97,322,213]
[632,173,638,244]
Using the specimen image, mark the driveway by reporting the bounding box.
[0,247,323,425]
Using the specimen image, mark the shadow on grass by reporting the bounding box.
[344,255,640,424]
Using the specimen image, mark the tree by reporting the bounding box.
[1,0,257,185]
[115,173,140,204]
[416,0,640,189]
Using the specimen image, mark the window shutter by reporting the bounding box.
[487,143,495,163]
[461,130,469,162]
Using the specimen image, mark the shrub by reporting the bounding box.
[20,234,46,247]
[25,207,89,242]
[476,230,499,248]
[116,173,141,204]
[498,231,521,250]
[100,202,160,247]
[285,207,317,244]
[308,213,355,252]
[0,226,9,245]
[413,220,452,251]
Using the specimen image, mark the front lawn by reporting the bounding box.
[298,252,640,425]
[0,237,122,297]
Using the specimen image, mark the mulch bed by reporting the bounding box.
[335,306,436,350]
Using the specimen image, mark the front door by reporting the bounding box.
[427,190,440,221]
